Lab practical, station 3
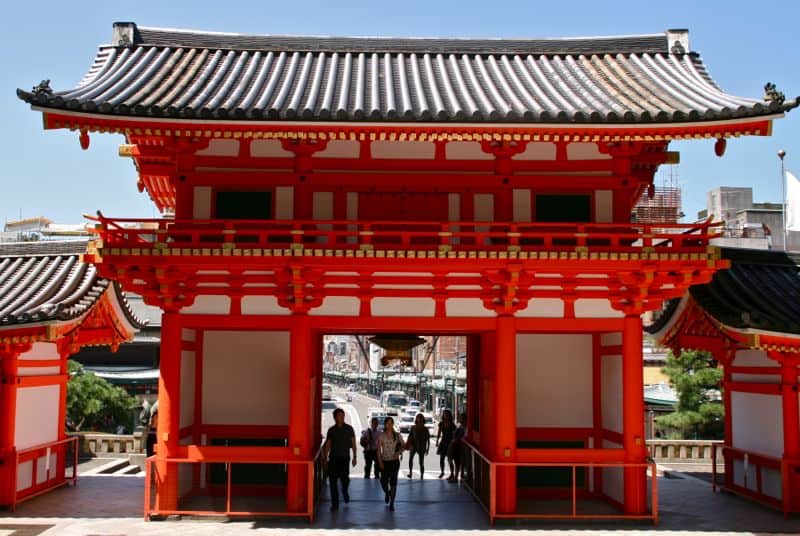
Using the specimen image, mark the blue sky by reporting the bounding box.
[2,0,798,224]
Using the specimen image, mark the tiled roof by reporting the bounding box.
[16,22,797,124]
[0,241,143,328]
[648,248,800,335]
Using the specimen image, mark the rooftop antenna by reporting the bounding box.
[778,149,787,251]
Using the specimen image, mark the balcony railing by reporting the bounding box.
[88,214,720,256]
[11,436,79,511]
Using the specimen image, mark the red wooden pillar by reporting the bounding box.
[466,335,480,443]
[494,315,517,514]
[55,348,70,486]
[155,312,182,511]
[0,348,20,506]
[287,315,314,512]
[781,358,800,512]
[722,356,734,491]
[622,315,647,514]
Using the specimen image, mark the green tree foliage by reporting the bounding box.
[655,350,724,439]
[66,360,136,432]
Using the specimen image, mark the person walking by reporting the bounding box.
[406,413,430,479]
[377,416,404,511]
[360,417,381,479]
[435,409,455,479]
[323,407,357,511]
[448,413,467,483]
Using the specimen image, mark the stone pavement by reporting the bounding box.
[2,472,800,535]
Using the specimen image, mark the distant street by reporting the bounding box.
[321,386,442,478]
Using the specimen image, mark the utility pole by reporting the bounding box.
[779,149,787,251]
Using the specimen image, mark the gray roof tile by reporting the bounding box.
[0,241,144,328]
[16,23,798,124]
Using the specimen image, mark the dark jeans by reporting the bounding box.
[328,456,350,506]
[364,449,380,478]
[408,450,426,475]
[380,459,400,503]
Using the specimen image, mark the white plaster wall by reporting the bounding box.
[731,392,783,457]
[181,295,231,315]
[19,342,59,360]
[445,141,492,160]
[732,349,779,368]
[275,186,294,219]
[513,189,532,222]
[512,142,556,160]
[474,194,494,221]
[601,355,623,434]
[316,140,360,158]
[515,299,564,318]
[192,186,212,220]
[371,298,435,317]
[195,139,239,157]
[241,296,290,315]
[567,142,611,160]
[731,373,781,384]
[17,367,60,377]
[17,461,33,491]
[602,439,624,504]
[448,194,461,222]
[182,328,196,343]
[445,298,496,317]
[371,141,435,159]
[180,351,196,429]
[594,190,613,223]
[251,139,293,157]
[732,460,783,500]
[516,334,592,427]
[601,332,622,346]
[309,297,361,316]
[346,192,359,220]
[15,385,60,450]
[574,299,622,318]
[35,452,55,485]
[202,331,290,425]
[313,191,334,220]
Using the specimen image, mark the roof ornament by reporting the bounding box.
[764,82,786,105]
[670,40,686,57]
[31,79,53,97]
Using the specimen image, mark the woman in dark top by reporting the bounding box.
[406,413,431,478]
[435,409,455,479]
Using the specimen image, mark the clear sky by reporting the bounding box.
[1,0,798,224]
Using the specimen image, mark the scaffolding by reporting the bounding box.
[633,166,683,225]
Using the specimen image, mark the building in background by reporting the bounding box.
[701,186,800,250]
[1,217,90,243]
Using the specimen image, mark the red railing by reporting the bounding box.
[461,441,658,524]
[87,214,720,255]
[144,444,325,521]
[712,445,790,514]
[11,436,79,511]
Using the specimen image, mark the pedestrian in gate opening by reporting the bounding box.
[435,409,455,479]
[360,417,381,479]
[323,407,357,511]
[448,413,467,483]
[406,413,430,479]
[377,416,404,511]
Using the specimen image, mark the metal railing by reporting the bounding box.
[11,436,79,511]
[712,445,789,514]
[461,441,658,524]
[87,214,720,255]
[144,444,325,521]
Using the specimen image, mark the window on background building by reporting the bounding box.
[535,194,591,222]
[215,191,272,219]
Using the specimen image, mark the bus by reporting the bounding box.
[380,390,409,415]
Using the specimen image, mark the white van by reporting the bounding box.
[322,383,333,401]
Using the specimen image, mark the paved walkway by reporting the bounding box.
[2,472,799,535]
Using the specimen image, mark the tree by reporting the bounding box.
[655,349,724,439]
[66,360,137,432]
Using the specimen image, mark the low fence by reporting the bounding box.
[11,436,79,511]
[68,432,144,457]
[646,440,724,463]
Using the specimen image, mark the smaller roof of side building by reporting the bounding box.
[16,22,797,126]
[648,247,800,343]
[0,241,144,346]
